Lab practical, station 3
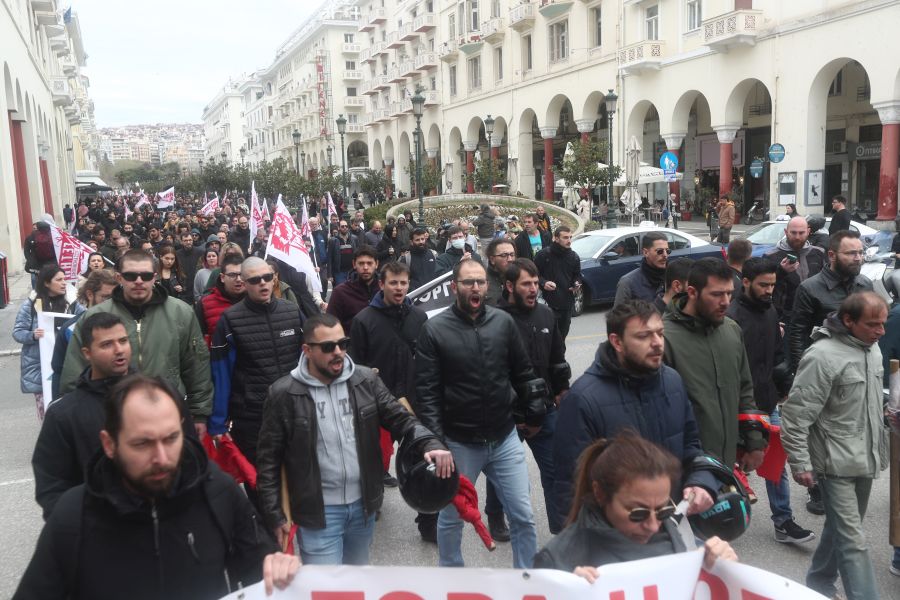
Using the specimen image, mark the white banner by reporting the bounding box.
[266,198,322,293]
[200,197,220,216]
[156,186,175,208]
[49,224,94,282]
[250,181,265,244]
[219,551,827,599]
[38,311,74,406]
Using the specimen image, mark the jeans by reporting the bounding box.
[484,409,562,533]
[438,428,537,568]
[765,408,793,527]
[297,499,375,565]
[806,475,878,600]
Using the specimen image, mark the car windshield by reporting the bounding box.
[744,223,787,245]
[572,234,616,259]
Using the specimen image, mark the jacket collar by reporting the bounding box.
[450,301,486,324]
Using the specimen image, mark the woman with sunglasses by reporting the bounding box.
[156,244,190,303]
[534,431,736,578]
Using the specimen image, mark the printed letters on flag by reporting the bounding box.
[49,223,94,282]
[265,198,322,293]
[156,186,175,209]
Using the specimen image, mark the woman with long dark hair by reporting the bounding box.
[80,252,108,282]
[376,224,403,263]
[156,243,189,303]
[13,264,82,420]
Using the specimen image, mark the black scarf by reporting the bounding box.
[640,258,666,289]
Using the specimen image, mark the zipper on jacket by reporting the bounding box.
[187,531,200,562]
[151,502,164,593]
[136,319,143,369]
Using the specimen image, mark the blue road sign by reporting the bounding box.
[750,159,764,179]
[660,152,678,182]
[768,143,786,163]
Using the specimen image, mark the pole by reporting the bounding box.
[416,117,424,224]
[340,132,348,200]
[607,112,617,228]
[295,145,300,174]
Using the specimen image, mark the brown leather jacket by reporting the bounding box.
[718,202,736,228]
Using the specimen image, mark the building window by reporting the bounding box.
[829,69,843,97]
[523,34,533,71]
[470,0,479,32]
[347,87,357,97]
[448,14,456,38]
[686,0,701,31]
[645,5,659,40]
[348,114,359,124]
[592,7,602,47]
[468,55,482,91]
[495,47,503,81]
[491,0,500,18]
[345,60,356,69]
[549,20,568,63]
[430,75,437,90]
[344,33,355,43]
[449,64,458,96]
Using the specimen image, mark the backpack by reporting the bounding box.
[34,229,56,263]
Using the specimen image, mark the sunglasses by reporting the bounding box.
[654,248,673,256]
[307,337,351,353]
[244,273,275,285]
[627,500,677,523]
[120,271,155,282]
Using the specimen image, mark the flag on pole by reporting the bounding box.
[156,186,175,209]
[326,192,337,220]
[266,198,322,293]
[262,197,271,221]
[300,198,311,239]
[200,196,220,216]
[125,203,133,220]
[249,181,265,244]
[134,192,150,210]
[49,223,94,282]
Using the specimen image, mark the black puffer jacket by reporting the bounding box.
[726,293,784,413]
[415,304,547,443]
[534,242,582,310]
[209,297,305,435]
[788,267,872,371]
[349,293,427,401]
[15,438,273,600]
[763,240,826,320]
[498,299,569,395]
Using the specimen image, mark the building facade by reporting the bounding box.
[1,0,98,270]
[201,84,245,167]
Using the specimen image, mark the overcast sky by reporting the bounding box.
[75,0,318,127]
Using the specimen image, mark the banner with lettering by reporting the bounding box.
[200,196,220,216]
[265,198,322,293]
[407,271,454,317]
[49,224,94,282]
[156,186,175,208]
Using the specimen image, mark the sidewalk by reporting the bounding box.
[0,270,35,355]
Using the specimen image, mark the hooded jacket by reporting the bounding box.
[434,244,483,276]
[534,242,582,311]
[782,315,889,478]
[614,259,665,307]
[498,298,569,396]
[14,289,82,394]
[553,342,715,520]
[60,285,213,419]
[763,239,826,320]
[726,292,784,414]
[255,357,444,530]
[14,437,273,600]
[662,295,765,466]
[401,245,439,291]
[326,272,379,334]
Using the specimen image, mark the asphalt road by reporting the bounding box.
[0,281,897,598]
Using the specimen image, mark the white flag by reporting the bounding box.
[265,198,322,293]
[156,186,175,209]
[249,181,263,245]
[200,196,220,216]
[326,192,337,219]
[49,223,94,282]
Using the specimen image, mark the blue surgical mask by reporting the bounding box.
[450,239,466,250]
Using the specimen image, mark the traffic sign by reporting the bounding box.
[750,159,764,179]
[660,152,678,182]
[768,143,786,163]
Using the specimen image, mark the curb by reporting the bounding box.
[0,349,21,357]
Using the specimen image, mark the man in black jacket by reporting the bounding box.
[726,258,815,544]
[176,231,205,303]
[415,258,549,569]
[401,227,439,290]
[484,259,570,538]
[513,214,551,260]
[534,225,582,340]
[614,231,669,307]
[15,374,298,600]
[828,195,851,235]
[763,216,826,322]
[256,313,452,565]
[209,257,305,466]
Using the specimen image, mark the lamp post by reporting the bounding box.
[604,89,618,228]
[239,146,246,166]
[411,86,425,224]
[484,114,495,195]
[336,114,348,200]
[292,130,301,174]
[301,151,306,176]
[327,146,333,167]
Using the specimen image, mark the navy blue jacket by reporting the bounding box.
[553,342,716,519]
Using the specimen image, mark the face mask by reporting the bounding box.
[450,239,466,250]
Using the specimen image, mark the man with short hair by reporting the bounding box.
[717,196,736,243]
[416,259,549,568]
[327,246,380,334]
[484,238,516,305]
[16,374,298,598]
[60,250,213,435]
[655,257,692,313]
[176,231,205,303]
[474,204,496,254]
[534,225,582,340]
[194,255,246,346]
[763,216,826,322]
[436,226,483,275]
[513,214,551,260]
[554,299,716,525]
[400,227,438,290]
[828,195,851,235]
[209,257,305,466]
[364,220,384,247]
[147,224,163,248]
[230,214,252,252]
[257,314,452,565]
[663,258,767,472]
[726,258,815,545]
[726,239,753,301]
[614,231,669,306]
[309,217,329,293]
[327,220,359,285]
[782,292,889,600]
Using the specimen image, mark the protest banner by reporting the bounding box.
[156,186,175,208]
[266,198,322,293]
[38,310,75,407]
[49,224,94,282]
[407,271,454,317]
[200,196,220,216]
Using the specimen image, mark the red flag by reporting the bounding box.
[202,434,257,489]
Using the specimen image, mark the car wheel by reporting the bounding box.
[573,285,586,317]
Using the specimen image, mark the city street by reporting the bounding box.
[0,281,896,598]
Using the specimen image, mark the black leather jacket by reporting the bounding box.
[255,365,443,530]
[415,304,548,444]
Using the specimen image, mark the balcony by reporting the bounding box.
[400,59,417,77]
[343,70,363,80]
[362,81,378,95]
[362,113,374,126]
[388,68,405,83]
[361,47,375,64]
[703,9,763,52]
[481,18,504,43]
[372,74,390,90]
[386,31,404,49]
[372,41,387,57]
[423,90,440,106]
[359,19,375,32]
[413,13,435,32]
[390,102,404,117]
[375,109,391,122]
[438,41,458,61]
[34,10,58,26]
[509,3,535,32]
[538,0,573,19]
[342,42,361,54]
[344,96,366,107]
[30,0,56,11]
[61,58,77,76]
[617,40,666,75]
[415,51,438,70]
[50,78,72,107]
[399,22,417,42]
[346,123,365,134]
[459,35,484,55]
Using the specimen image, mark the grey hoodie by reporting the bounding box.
[291,354,361,506]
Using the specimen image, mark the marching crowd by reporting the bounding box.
[8,191,898,599]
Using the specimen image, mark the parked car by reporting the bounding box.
[739,219,894,257]
[571,224,726,315]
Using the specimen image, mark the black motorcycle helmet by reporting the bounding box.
[396,434,459,514]
[738,410,775,445]
[686,455,752,542]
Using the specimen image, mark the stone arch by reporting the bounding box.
[625,99,659,144]
[371,138,383,172]
[426,122,441,150]
[465,116,484,147]
[804,57,870,167]
[447,126,463,193]
[670,90,712,138]
[544,93,572,129]
[721,78,774,128]
[3,62,14,113]
[347,140,368,169]
[397,130,412,194]
[516,108,539,198]
[580,90,608,123]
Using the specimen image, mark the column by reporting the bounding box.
[490,136,501,161]
[464,141,477,194]
[426,149,439,195]
[874,101,900,221]
[662,133,685,210]
[715,126,739,199]
[576,119,595,144]
[383,159,393,199]
[540,127,557,202]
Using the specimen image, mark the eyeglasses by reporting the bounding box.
[458,278,488,288]
[627,499,677,523]
[493,252,515,259]
[222,272,242,280]
[307,337,351,353]
[839,250,864,257]
[654,248,673,256]
[244,273,275,285]
[120,271,155,282]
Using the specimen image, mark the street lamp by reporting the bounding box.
[336,114,348,200]
[301,150,306,176]
[484,114,495,195]
[604,88,618,228]
[239,146,246,166]
[292,130,301,174]
[411,86,426,224]
[327,146,333,167]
